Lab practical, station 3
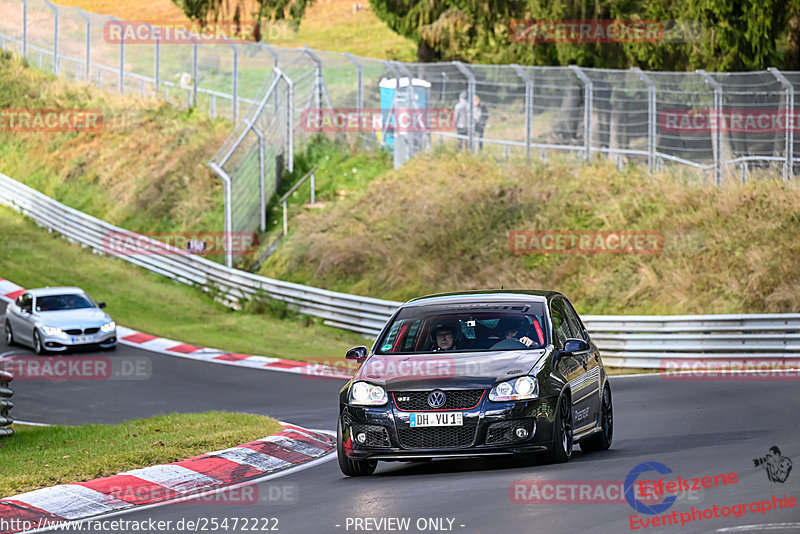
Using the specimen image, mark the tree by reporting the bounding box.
[170,0,317,37]
[370,0,799,71]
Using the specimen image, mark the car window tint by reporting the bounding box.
[561,298,586,341]
[36,294,94,311]
[19,293,32,310]
[550,300,570,346]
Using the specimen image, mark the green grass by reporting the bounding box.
[0,413,282,498]
[260,149,800,315]
[0,206,368,360]
[256,136,394,253]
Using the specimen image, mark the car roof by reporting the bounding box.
[26,287,87,297]
[404,289,562,308]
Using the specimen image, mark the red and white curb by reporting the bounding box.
[0,423,335,533]
[0,277,353,379]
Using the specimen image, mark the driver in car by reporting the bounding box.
[431,322,459,351]
[498,317,535,347]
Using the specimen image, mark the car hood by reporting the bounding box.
[353,349,549,390]
[35,309,111,328]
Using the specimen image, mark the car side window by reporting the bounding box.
[561,298,587,341]
[550,300,570,347]
[18,293,32,312]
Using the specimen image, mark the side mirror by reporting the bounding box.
[563,338,589,354]
[345,346,368,363]
[98,302,107,309]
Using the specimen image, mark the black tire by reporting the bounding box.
[544,391,573,463]
[337,419,377,477]
[33,330,46,355]
[581,383,613,452]
[4,321,13,346]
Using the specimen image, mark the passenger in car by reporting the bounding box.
[497,317,535,347]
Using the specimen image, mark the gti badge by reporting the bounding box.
[427,390,446,408]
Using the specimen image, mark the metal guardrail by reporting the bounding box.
[2,172,799,367]
[0,367,13,437]
[0,172,398,337]
[582,314,800,368]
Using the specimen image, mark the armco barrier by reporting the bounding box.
[0,367,13,437]
[1,172,799,367]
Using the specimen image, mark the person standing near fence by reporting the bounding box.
[474,95,488,151]
[454,91,469,151]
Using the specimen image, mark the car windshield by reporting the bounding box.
[376,301,548,354]
[36,294,95,312]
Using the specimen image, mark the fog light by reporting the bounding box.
[356,432,367,444]
[515,427,528,439]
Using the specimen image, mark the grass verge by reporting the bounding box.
[0,413,282,498]
[0,205,368,361]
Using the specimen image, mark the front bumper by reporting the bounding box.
[340,395,557,461]
[42,329,117,352]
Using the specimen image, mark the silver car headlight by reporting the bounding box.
[100,321,116,333]
[42,326,65,337]
[349,381,388,406]
[489,376,539,402]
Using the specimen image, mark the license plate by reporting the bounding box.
[71,335,94,344]
[409,412,463,427]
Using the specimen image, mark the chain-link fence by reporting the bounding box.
[1,0,798,266]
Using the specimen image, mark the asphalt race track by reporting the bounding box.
[2,301,799,534]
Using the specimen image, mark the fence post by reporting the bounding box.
[192,38,198,107]
[282,200,288,236]
[303,46,333,112]
[569,65,592,161]
[154,27,160,94]
[108,16,125,93]
[22,0,27,60]
[697,70,722,186]
[512,64,533,165]
[632,67,656,173]
[43,0,59,74]
[453,61,475,152]
[227,41,239,123]
[769,67,794,181]
[259,44,280,114]
[344,52,363,112]
[76,8,91,82]
[250,122,266,232]
[310,169,315,204]
[208,163,234,269]
[285,70,294,173]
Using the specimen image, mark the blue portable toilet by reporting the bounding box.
[378,77,431,149]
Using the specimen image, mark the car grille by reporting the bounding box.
[485,419,535,445]
[393,390,485,411]
[350,424,391,448]
[64,329,82,335]
[84,327,100,335]
[397,421,478,449]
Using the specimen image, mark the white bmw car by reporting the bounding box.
[4,287,117,354]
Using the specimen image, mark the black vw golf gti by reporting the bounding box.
[337,290,613,476]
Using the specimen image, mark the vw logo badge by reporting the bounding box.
[427,390,446,408]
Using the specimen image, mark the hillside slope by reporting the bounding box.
[260,152,800,315]
[0,52,229,235]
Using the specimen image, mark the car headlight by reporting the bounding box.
[41,326,64,337]
[100,321,116,333]
[349,381,388,406]
[489,376,539,402]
